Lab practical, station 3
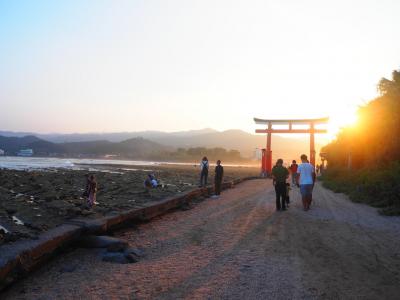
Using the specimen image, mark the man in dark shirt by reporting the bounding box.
[271,159,289,211]
[214,160,224,196]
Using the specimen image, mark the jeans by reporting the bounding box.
[200,170,208,186]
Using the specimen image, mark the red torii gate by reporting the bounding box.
[254,117,329,175]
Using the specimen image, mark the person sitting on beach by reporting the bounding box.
[87,175,98,208]
[144,174,158,189]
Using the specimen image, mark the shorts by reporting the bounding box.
[300,184,313,197]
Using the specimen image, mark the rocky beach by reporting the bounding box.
[0,163,259,246]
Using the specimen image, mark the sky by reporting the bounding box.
[1,0,399,141]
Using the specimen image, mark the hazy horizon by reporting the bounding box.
[0,127,328,144]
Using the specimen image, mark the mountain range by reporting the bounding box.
[0,135,170,159]
[0,129,326,161]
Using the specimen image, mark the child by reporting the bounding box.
[285,182,291,207]
[214,160,224,196]
[87,175,98,208]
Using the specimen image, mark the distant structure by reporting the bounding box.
[17,149,34,157]
[254,117,328,176]
[0,149,4,156]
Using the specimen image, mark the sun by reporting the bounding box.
[326,109,359,140]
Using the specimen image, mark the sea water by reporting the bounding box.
[0,156,160,171]
[0,156,256,171]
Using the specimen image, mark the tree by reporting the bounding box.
[323,69,400,168]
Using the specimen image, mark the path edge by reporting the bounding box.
[0,176,260,291]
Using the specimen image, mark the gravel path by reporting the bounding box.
[2,179,400,299]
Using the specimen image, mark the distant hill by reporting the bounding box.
[0,135,63,155]
[0,128,218,143]
[134,129,324,161]
[0,128,325,162]
[0,135,171,158]
[60,137,172,158]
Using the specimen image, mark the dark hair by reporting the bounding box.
[277,158,283,164]
[292,160,296,163]
[202,156,208,161]
[217,160,221,164]
[301,154,307,160]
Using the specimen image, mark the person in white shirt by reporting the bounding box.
[199,156,209,187]
[296,154,316,211]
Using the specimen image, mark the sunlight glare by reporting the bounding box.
[327,109,359,140]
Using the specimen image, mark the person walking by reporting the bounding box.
[214,160,224,197]
[271,159,289,211]
[199,156,209,187]
[289,160,298,186]
[296,154,315,211]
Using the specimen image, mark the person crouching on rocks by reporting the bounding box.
[199,156,209,187]
[144,174,158,191]
[214,160,224,197]
[87,175,98,208]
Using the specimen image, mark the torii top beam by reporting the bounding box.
[254,117,329,134]
[254,117,329,125]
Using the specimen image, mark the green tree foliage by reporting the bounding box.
[148,147,245,162]
[178,147,243,162]
[321,69,400,215]
[322,69,400,168]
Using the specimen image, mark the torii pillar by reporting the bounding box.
[266,122,272,176]
[254,117,329,175]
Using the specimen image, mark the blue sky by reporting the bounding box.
[1,0,399,138]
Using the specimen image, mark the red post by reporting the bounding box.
[261,148,267,176]
[310,122,316,167]
[266,122,272,175]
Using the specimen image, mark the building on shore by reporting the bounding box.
[17,149,34,157]
[0,149,4,156]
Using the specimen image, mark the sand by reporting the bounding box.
[0,164,259,245]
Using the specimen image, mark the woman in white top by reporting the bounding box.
[199,156,209,187]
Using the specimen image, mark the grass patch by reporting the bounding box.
[320,162,400,215]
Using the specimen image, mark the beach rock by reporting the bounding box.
[5,208,17,215]
[180,203,192,211]
[44,196,54,202]
[80,210,94,216]
[124,247,144,258]
[67,207,83,215]
[60,265,77,273]
[125,253,139,263]
[107,242,127,252]
[102,252,130,264]
[78,235,128,249]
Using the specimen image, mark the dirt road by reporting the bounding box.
[2,179,400,299]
